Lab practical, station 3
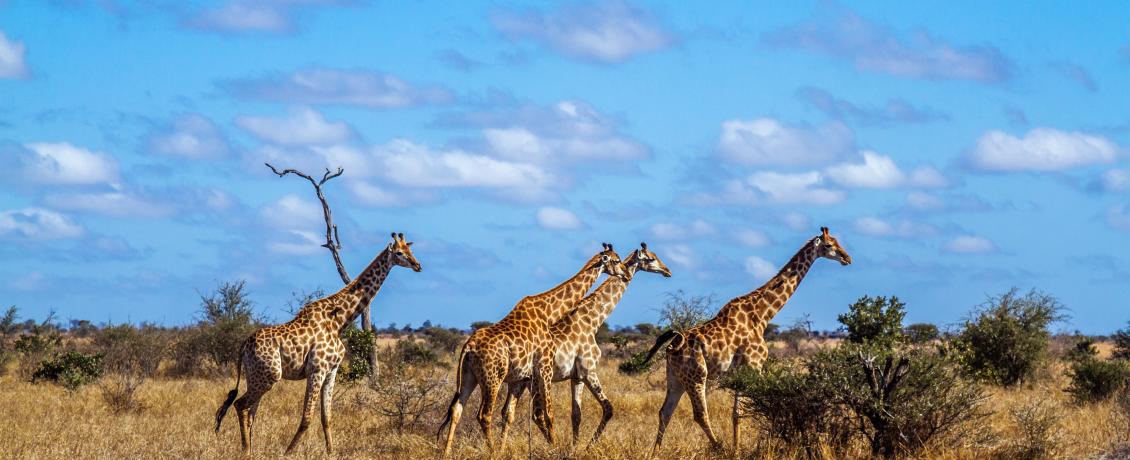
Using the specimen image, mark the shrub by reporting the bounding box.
[1064,336,1099,363]
[33,351,103,390]
[617,350,654,375]
[362,362,448,433]
[100,373,146,414]
[1065,357,1129,403]
[776,316,814,357]
[837,295,906,349]
[1114,322,1130,361]
[95,324,168,379]
[13,313,63,381]
[0,306,20,374]
[420,326,464,355]
[722,360,843,456]
[657,290,715,332]
[807,344,989,458]
[904,323,939,344]
[170,280,260,377]
[995,400,1064,459]
[393,339,441,367]
[952,288,1066,387]
[339,325,377,383]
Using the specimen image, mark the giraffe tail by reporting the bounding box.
[214,339,247,433]
[642,329,685,365]
[436,340,470,440]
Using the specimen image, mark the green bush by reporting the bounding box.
[33,351,103,390]
[617,350,654,375]
[722,360,843,455]
[904,323,939,344]
[1065,357,1129,403]
[837,295,906,349]
[170,280,260,377]
[420,326,464,355]
[394,339,440,367]
[1113,322,1130,361]
[1063,336,1099,363]
[952,288,1066,387]
[339,325,377,383]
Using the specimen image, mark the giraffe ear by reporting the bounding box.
[406,241,413,247]
[821,227,829,237]
[640,242,647,251]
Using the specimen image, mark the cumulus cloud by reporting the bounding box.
[0,30,29,79]
[223,68,452,108]
[492,0,673,63]
[237,107,351,146]
[14,142,120,185]
[824,151,947,189]
[649,219,716,240]
[747,171,845,205]
[764,6,1012,83]
[968,128,1120,171]
[853,216,937,238]
[146,113,230,159]
[346,180,438,208]
[718,118,853,166]
[184,0,350,34]
[797,87,947,125]
[0,208,84,240]
[537,206,584,230]
[373,140,555,190]
[744,256,778,282]
[662,244,697,269]
[944,235,997,253]
[42,186,236,219]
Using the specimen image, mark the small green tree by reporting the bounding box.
[1065,357,1129,403]
[904,323,939,344]
[33,351,103,390]
[339,324,376,383]
[837,295,906,349]
[953,288,1066,387]
[1113,322,1130,361]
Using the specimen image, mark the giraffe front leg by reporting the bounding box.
[651,372,684,457]
[285,371,326,455]
[687,381,722,451]
[570,378,584,445]
[583,371,614,444]
[498,380,526,447]
[531,358,557,447]
[731,389,741,458]
[477,379,501,453]
[320,367,339,454]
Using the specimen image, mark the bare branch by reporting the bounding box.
[264,162,350,284]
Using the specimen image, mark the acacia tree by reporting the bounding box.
[266,163,379,378]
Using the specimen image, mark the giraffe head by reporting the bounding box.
[594,243,628,279]
[814,227,852,266]
[627,242,672,277]
[387,232,422,272]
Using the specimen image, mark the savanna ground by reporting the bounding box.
[2,338,1128,460]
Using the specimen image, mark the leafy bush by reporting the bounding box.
[617,350,655,375]
[339,325,376,383]
[722,360,844,456]
[904,323,939,344]
[952,288,1066,387]
[1114,322,1130,361]
[33,351,103,390]
[1065,357,1129,403]
[1063,336,1099,363]
[657,290,715,332]
[807,344,989,458]
[170,281,260,377]
[393,339,441,367]
[13,313,63,381]
[420,326,464,355]
[837,295,906,349]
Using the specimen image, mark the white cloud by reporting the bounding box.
[744,256,778,282]
[718,118,853,166]
[0,30,29,79]
[260,194,323,230]
[1100,169,1130,192]
[147,114,230,159]
[853,217,937,238]
[825,151,947,189]
[537,206,583,230]
[747,171,845,205]
[224,68,452,108]
[237,107,351,146]
[373,140,555,190]
[20,142,120,185]
[267,230,324,255]
[969,128,1119,171]
[663,244,697,269]
[944,235,997,254]
[346,180,437,208]
[649,219,716,241]
[906,191,944,211]
[734,228,771,247]
[43,191,172,218]
[0,208,84,240]
[781,212,810,231]
[492,1,673,63]
[185,0,350,34]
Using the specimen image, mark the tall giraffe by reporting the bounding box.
[644,227,851,456]
[214,232,422,455]
[438,243,626,457]
[499,242,672,446]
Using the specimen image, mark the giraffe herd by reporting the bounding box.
[213,228,852,458]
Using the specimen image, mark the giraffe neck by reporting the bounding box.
[585,264,635,329]
[508,254,604,325]
[718,238,820,330]
[336,248,394,330]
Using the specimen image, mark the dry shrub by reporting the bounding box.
[100,372,146,414]
[994,400,1064,459]
[360,362,450,433]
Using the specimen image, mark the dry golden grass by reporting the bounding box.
[1,346,1126,459]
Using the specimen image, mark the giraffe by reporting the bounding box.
[498,242,672,446]
[643,227,851,456]
[438,243,627,457]
[214,232,422,455]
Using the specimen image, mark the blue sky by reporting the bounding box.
[2,1,1129,333]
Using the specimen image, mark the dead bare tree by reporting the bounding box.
[265,162,379,378]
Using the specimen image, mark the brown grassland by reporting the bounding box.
[1,339,1127,460]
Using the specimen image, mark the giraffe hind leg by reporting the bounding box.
[498,380,527,447]
[441,365,477,458]
[652,373,684,456]
[583,371,614,444]
[285,371,327,455]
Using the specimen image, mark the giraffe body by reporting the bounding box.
[439,244,625,457]
[498,243,671,445]
[648,228,851,456]
[214,233,421,455]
